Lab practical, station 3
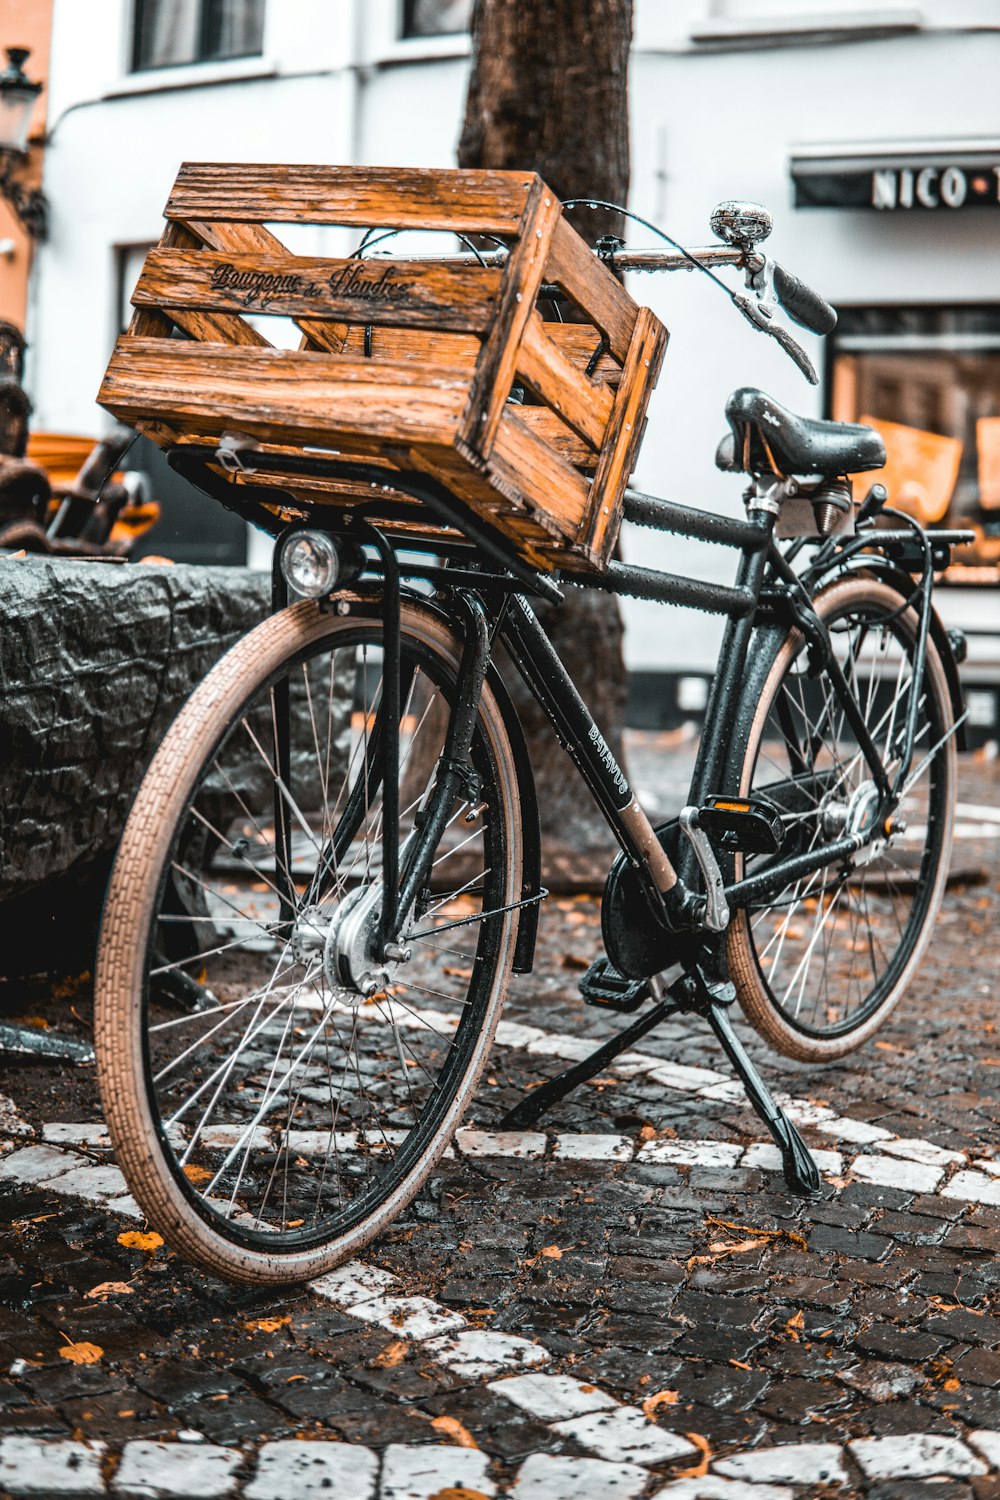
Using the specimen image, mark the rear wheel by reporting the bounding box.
[96,596,521,1284]
[727,573,956,1061]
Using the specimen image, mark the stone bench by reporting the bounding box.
[1,557,269,977]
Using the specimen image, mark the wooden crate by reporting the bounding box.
[98,163,668,573]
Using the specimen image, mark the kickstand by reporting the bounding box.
[500,961,821,1199]
[690,971,820,1198]
[499,983,681,1129]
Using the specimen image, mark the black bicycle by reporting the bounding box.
[95,201,968,1284]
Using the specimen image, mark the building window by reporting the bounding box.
[831,307,1000,581]
[400,0,471,38]
[132,0,265,72]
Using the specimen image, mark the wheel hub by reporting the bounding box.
[288,884,411,1008]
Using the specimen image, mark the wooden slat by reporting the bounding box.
[99,339,468,451]
[185,219,349,353]
[518,311,611,450]
[408,443,563,571]
[135,249,502,334]
[166,163,535,234]
[165,306,272,347]
[517,409,597,468]
[339,326,481,369]
[547,216,637,363]
[491,409,592,532]
[584,306,669,562]
[457,178,563,460]
[545,324,621,385]
[127,220,196,339]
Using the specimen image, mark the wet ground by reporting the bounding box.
[1,739,1000,1498]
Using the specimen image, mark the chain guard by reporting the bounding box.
[601,818,702,979]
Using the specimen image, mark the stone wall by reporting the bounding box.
[1,558,270,972]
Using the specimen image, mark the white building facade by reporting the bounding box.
[28,0,1000,721]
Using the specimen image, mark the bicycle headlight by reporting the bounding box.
[280,530,341,598]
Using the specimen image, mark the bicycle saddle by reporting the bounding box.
[715,386,886,478]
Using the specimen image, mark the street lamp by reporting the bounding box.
[0,47,46,240]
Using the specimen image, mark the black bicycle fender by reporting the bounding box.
[484,658,543,973]
[377,589,543,973]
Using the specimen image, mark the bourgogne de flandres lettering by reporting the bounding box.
[210,261,410,306]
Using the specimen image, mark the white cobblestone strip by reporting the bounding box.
[112,1438,243,1496]
[550,1407,696,1465]
[423,1328,551,1377]
[510,1452,650,1499]
[0,1437,107,1496]
[244,1439,378,1499]
[972,1431,1000,1468]
[489,1373,618,1422]
[7,1116,1000,1223]
[652,1479,793,1499]
[0,1417,996,1497]
[942,1169,1000,1206]
[379,1442,495,1498]
[713,1442,849,1486]
[847,1432,988,1481]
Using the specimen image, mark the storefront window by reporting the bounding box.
[831,307,1000,581]
[400,0,471,38]
[133,0,265,71]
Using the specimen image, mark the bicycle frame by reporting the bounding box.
[230,448,961,967]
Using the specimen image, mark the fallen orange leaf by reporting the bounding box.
[430,1414,479,1449]
[85,1282,133,1300]
[244,1315,291,1333]
[372,1340,409,1368]
[425,1489,492,1500]
[59,1341,103,1365]
[538,1245,563,1260]
[183,1164,212,1184]
[786,1309,805,1341]
[117,1231,164,1252]
[642,1389,679,1417]
[675,1433,711,1479]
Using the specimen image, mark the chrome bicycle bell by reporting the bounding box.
[710,200,773,251]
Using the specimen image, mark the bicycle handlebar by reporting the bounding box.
[387,201,836,384]
[771,264,837,336]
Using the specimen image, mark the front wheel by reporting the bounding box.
[96,596,522,1284]
[726,573,956,1061]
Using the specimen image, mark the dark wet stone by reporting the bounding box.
[672,1361,772,1412]
[56,1390,171,1442]
[925,1311,1000,1348]
[754,1375,852,1421]
[807,1224,893,1260]
[838,1360,921,1402]
[134,1359,246,1408]
[671,1324,769,1363]
[187,1390,290,1443]
[876,1211,952,1246]
[951,1347,1000,1387]
[0,1403,69,1435]
[852,1324,952,1363]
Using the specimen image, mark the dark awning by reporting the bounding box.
[791,146,1000,211]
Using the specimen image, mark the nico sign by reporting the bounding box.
[791,153,1000,212]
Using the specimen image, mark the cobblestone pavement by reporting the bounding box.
[1,741,1000,1498]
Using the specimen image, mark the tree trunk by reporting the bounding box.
[459,0,634,883]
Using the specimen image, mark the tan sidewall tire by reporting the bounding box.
[95,598,522,1285]
[727,575,956,1063]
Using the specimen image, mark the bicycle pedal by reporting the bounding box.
[580,957,649,1012]
[699,793,784,855]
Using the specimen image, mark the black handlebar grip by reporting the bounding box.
[773,263,837,336]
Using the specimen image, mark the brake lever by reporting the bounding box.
[731,290,819,386]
